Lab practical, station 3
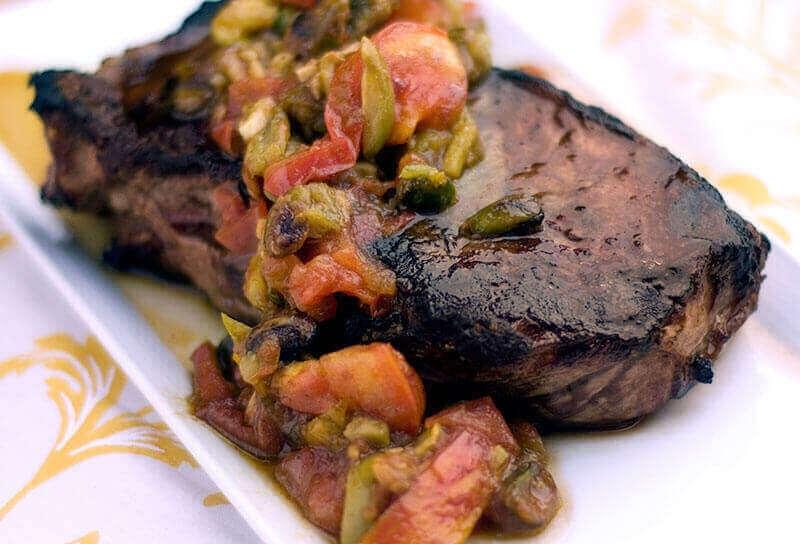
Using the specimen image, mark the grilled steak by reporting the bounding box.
[333,69,769,428]
[31,5,768,429]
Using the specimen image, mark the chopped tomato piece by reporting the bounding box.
[262,135,358,200]
[325,47,368,144]
[359,430,499,544]
[426,397,519,456]
[373,22,467,144]
[391,0,482,27]
[286,233,396,320]
[210,118,238,156]
[390,0,452,27]
[191,342,234,406]
[212,184,266,255]
[196,397,283,459]
[286,253,360,321]
[273,343,425,434]
[462,1,480,22]
[275,447,349,534]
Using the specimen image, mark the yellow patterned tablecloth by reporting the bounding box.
[0,235,258,543]
[1,1,798,543]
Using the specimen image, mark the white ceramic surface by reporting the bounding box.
[1,2,799,543]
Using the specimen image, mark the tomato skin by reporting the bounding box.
[191,342,234,405]
[212,184,266,255]
[262,136,357,200]
[426,397,519,456]
[374,22,467,144]
[359,430,498,544]
[390,0,452,27]
[210,119,238,156]
[285,233,396,320]
[273,343,425,434]
[391,0,482,27]
[275,447,349,534]
[229,77,296,115]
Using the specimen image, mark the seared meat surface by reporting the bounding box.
[335,70,769,428]
[32,7,768,430]
[32,68,259,322]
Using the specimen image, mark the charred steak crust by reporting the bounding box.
[31,0,768,433]
[118,0,224,86]
[331,69,769,428]
[30,70,240,186]
[30,68,256,322]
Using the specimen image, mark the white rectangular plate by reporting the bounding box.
[1,2,799,542]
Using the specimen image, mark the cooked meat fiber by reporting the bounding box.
[31,10,768,429]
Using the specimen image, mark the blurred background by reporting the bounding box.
[0,1,797,543]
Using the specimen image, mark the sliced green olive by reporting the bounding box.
[264,183,351,256]
[317,50,347,96]
[272,5,298,35]
[490,445,511,473]
[211,0,278,46]
[443,110,479,179]
[459,194,544,239]
[344,416,391,448]
[221,313,252,349]
[449,25,492,84]
[412,423,444,457]
[303,402,349,448]
[239,98,277,143]
[243,254,277,313]
[398,164,457,214]
[409,128,452,156]
[360,37,396,158]
[244,109,290,178]
[340,454,385,544]
[500,463,560,529]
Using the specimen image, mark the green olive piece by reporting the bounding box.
[272,5,298,35]
[343,416,391,448]
[340,455,384,544]
[211,0,278,46]
[459,194,544,239]
[499,463,560,529]
[221,313,252,348]
[398,164,457,214]
[449,25,492,84]
[303,402,349,448]
[412,423,444,457]
[443,110,479,179]
[264,183,351,256]
[360,37,396,158]
[244,109,290,179]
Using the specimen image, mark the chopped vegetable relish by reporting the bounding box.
[187,2,559,542]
